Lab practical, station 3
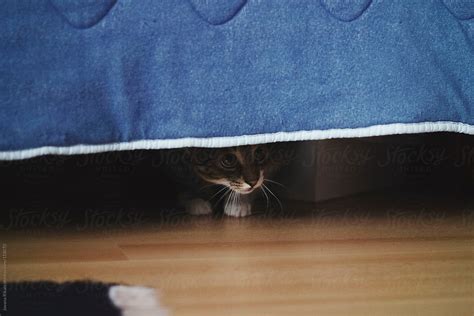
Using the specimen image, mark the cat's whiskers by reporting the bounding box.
[214,188,231,207]
[235,191,240,208]
[235,191,242,214]
[231,191,236,209]
[225,191,235,211]
[260,186,270,210]
[198,183,221,192]
[208,185,228,201]
[224,191,231,210]
[264,179,286,188]
[262,183,283,211]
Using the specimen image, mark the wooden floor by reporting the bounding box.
[4,190,474,316]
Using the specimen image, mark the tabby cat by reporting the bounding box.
[178,144,290,217]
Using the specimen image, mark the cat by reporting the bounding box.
[177,143,292,217]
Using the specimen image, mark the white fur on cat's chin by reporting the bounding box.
[185,198,213,215]
[224,197,252,217]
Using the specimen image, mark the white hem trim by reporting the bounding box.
[1,121,473,160]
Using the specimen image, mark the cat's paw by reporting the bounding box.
[185,198,213,215]
[224,201,252,217]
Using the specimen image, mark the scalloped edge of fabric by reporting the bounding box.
[1,121,473,161]
[441,0,474,20]
[319,0,373,22]
[49,0,118,29]
[187,0,248,25]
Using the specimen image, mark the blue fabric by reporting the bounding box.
[0,0,473,152]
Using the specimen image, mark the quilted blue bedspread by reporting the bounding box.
[1,0,473,159]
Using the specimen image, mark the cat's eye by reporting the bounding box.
[254,146,267,164]
[220,153,237,169]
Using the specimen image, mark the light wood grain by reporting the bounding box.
[4,191,474,315]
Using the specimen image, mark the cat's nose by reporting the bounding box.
[245,179,258,188]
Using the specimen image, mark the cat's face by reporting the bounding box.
[190,145,271,194]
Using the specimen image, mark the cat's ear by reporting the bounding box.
[183,148,196,163]
[186,148,209,165]
[183,148,192,158]
[268,142,297,166]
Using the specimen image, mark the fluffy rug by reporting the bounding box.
[6,280,168,316]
